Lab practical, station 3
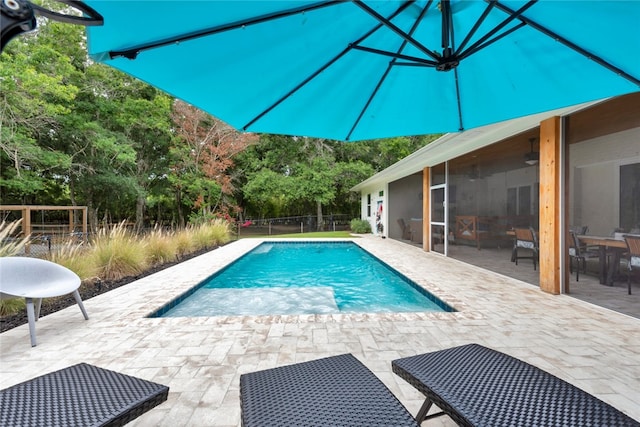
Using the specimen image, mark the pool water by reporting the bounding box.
[151,241,454,317]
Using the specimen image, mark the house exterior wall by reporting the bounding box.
[354,93,640,295]
[359,185,387,236]
[569,127,640,235]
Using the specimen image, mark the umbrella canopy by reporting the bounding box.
[85,1,640,141]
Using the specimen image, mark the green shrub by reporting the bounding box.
[350,218,372,234]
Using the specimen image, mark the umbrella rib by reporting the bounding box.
[242,1,415,134]
[108,0,342,60]
[453,68,464,131]
[351,45,437,66]
[492,1,640,86]
[459,22,525,60]
[454,1,496,56]
[444,1,464,132]
[352,0,440,62]
[441,0,452,49]
[457,0,536,61]
[346,1,434,141]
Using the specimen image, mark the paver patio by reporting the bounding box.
[1,236,639,426]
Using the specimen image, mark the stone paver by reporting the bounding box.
[1,236,639,426]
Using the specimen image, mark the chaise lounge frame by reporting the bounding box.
[0,363,169,427]
[392,343,639,426]
[240,353,419,427]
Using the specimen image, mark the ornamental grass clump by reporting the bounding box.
[191,219,231,250]
[0,220,28,257]
[173,227,197,259]
[89,222,148,281]
[47,241,96,282]
[0,220,29,316]
[143,226,178,266]
[209,219,232,246]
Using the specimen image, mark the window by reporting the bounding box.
[518,185,531,215]
[367,194,371,217]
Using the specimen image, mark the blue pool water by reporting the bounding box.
[151,242,454,317]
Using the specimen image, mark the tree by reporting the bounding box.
[0,24,78,204]
[170,101,258,225]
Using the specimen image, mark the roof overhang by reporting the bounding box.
[351,99,605,192]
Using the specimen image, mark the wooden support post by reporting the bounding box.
[82,206,88,242]
[563,117,571,294]
[539,116,561,294]
[22,207,31,255]
[423,167,431,252]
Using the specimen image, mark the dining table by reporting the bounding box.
[577,235,628,285]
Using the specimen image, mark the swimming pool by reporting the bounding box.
[150,241,455,317]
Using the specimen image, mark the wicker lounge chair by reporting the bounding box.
[392,343,639,427]
[240,353,419,427]
[0,256,89,347]
[0,363,169,427]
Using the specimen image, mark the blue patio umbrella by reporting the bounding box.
[59,1,640,140]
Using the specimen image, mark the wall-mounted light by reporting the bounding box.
[524,137,539,166]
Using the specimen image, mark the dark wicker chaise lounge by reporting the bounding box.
[0,363,169,427]
[240,353,419,427]
[392,343,639,426]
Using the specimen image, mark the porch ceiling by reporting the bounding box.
[351,99,604,191]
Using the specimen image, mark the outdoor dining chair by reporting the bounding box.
[397,218,411,240]
[0,256,89,346]
[623,234,640,295]
[568,231,600,281]
[511,227,539,270]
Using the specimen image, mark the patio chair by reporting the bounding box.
[511,227,539,270]
[623,234,640,295]
[569,225,589,235]
[392,343,640,427]
[397,218,411,240]
[0,256,89,347]
[568,231,599,281]
[0,363,169,426]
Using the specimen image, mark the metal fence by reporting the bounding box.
[236,214,353,237]
[2,214,355,257]
[2,233,88,258]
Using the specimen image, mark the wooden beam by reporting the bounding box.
[423,167,430,252]
[539,116,561,294]
[0,205,86,210]
[82,206,88,242]
[564,117,572,293]
[22,207,31,255]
